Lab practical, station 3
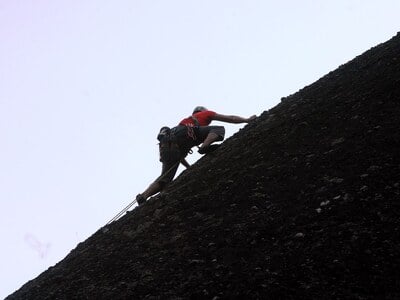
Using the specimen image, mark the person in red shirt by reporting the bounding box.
[136,106,256,205]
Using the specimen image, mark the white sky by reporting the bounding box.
[0,0,399,297]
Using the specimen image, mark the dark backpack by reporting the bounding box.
[157,126,181,163]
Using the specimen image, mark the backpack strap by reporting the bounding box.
[190,116,200,126]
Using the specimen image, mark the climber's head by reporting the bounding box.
[192,106,207,114]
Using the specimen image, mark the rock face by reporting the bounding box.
[7,33,400,300]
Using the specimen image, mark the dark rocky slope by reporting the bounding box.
[7,33,400,299]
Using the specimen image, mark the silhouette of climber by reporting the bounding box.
[136,106,256,205]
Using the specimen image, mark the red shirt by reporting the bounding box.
[179,110,216,126]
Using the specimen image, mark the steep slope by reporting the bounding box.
[8,32,400,299]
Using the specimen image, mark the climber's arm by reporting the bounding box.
[212,113,257,124]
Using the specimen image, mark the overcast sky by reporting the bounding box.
[1,0,399,297]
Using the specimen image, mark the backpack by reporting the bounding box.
[157,126,181,163]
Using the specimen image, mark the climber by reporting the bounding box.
[135,106,257,205]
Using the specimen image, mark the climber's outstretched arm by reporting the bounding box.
[212,113,256,124]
